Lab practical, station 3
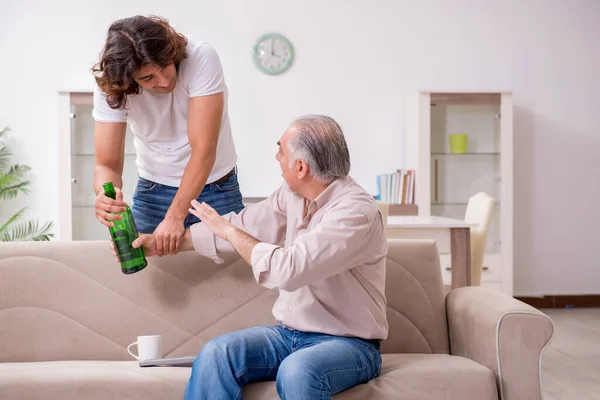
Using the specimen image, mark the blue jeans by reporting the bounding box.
[184,325,382,400]
[131,171,245,234]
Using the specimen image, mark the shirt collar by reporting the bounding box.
[311,176,351,211]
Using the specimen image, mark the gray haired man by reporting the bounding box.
[130,115,389,399]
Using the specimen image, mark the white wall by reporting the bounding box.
[1,0,599,296]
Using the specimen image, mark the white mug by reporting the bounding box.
[127,335,162,361]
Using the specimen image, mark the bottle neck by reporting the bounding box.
[102,183,116,200]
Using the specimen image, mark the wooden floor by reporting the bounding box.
[541,308,600,400]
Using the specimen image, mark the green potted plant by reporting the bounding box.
[0,126,54,241]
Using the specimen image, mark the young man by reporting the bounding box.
[124,115,389,399]
[92,15,243,256]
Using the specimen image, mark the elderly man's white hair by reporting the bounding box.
[287,115,351,185]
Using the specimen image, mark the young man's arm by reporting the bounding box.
[92,85,129,228]
[153,92,223,256]
[93,122,128,227]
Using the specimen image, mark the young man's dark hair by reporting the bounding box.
[91,15,188,109]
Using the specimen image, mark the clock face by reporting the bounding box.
[253,33,294,75]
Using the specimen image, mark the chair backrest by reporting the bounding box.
[464,192,495,286]
[376,201,390,231]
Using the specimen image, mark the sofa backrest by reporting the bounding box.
[381,239,449,354]
[0,239,448,362]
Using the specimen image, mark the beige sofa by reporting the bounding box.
[0,239,553,400]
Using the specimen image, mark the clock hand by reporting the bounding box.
[270,38,275,56]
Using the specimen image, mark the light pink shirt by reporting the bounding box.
[190,176,389,340]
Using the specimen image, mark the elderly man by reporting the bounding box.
[130,115,388,399]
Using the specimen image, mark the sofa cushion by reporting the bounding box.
[244,354,498,400]
[337,354,499,400]
[0,354,498,400]
[0,361,190,400]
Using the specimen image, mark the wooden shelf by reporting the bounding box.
[70,92,93,105]
[430,92,501,106]
[389,204,418,216]
[431,152,500,156]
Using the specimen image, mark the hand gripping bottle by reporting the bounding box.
[102,182,147,274]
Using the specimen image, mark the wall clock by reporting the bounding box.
[253,33,294,75]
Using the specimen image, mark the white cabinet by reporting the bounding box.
[58,91,139,241]
[405,92,513,296]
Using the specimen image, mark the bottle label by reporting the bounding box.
[113,230,135,262]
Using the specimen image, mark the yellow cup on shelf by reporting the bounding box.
[449,133,468,154]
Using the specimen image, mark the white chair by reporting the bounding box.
[464,192,495,286]
[376,201,390,231]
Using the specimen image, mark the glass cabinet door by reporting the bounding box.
[429,104,501,254]
[70,103,139,240]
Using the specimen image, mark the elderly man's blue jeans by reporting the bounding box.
[184,325,382,400]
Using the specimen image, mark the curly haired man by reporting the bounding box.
[91,15,243,256]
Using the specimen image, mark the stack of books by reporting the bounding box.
[376,169,415,204]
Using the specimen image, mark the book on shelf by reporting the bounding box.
[376,170,415,204]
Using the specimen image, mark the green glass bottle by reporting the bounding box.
[102,182,147,274]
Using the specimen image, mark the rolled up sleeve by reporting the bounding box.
[250,242,279,284]
[190,223,224,264]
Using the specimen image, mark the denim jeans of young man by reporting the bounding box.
[184,325,382,400]
[131,171,244,234]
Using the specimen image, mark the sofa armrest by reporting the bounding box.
[447,287,554,400]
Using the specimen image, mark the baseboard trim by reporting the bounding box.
[515,295,600,309]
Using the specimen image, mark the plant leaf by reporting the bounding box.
[0,125,54,242]
[0,173,23,194]
[0,126,11,170]
[0,219,54,242]
[32,221,55,241]
[0,207,26,235]
[8,164,31,177]
[0,180,30,200]
[0,172,17,189]
[0,146,11,171]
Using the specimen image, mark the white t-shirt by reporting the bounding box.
[92,40,237,187]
